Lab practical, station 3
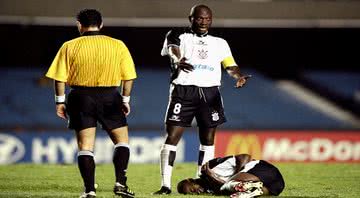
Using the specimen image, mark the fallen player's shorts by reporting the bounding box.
[66,86,127,131]
[247,160,285,196]
[165,84,226,128]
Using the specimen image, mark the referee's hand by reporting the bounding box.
[177,58,194,73]
[56,104,67,120]
[122,103,131,116]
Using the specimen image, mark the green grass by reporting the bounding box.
[0,163,359,198]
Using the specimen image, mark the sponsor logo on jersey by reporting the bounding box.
[193,64,214,71]
[197,40,207,46]
[0,134,25,164]
[169,115,181,121]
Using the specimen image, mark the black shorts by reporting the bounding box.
[66,86,127,131]
[247,160,285,196]
[165,84,226,128]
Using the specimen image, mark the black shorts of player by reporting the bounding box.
[66,86,127,131]
[247,160,285,196]
[165,84,226,128]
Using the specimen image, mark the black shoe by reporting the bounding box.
[113,183,135,198]
[153,186,171,195]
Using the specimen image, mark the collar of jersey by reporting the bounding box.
[82,31,101,36]
[189,28,208,37]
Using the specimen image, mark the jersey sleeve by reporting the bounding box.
[220,39,237,69]
[119,41,137,80]
[161,29,182,56]
[45,43,69,82]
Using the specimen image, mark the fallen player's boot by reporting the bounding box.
[220,181,263,193]
[234,181,263,192]
[230,187,263,198]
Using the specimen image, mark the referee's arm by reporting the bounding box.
[54,80,66,97]
[121,79,134,116]
[121,80,133,97]
[54,80,67,120]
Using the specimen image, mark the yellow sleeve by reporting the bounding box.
[120,42,137,80]
[45,44,69,82]
[221,56,237,69]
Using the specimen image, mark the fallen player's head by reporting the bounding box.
[177,178,205,194]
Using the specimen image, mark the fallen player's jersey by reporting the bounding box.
[207,156,237,182]
[207,156,285,196]
[161,28,237,87]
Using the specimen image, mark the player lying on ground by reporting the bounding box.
[177,154,285,198]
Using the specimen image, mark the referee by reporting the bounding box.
[46,9,136,198]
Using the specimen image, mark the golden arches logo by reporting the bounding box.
[225,134,262,159]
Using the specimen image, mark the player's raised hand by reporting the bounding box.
[235,74,252,88]
[177,57,194,73]
[55,104,67,120]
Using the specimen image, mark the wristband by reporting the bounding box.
[55,95,66,104]
[122,95,130,103]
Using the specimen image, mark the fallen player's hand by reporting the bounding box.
[201,162,212,176]
[177,57,194,73]
[235,74,252,88]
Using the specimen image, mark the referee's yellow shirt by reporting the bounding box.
[46,32,137,87]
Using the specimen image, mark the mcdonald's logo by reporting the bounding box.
[225,134,262,159]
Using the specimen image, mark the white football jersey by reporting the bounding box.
[209,156,260,182]
[161,28,237,87]
[210,156,237,182]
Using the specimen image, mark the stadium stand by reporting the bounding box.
[300,70,360,116]
[0,68,357,131]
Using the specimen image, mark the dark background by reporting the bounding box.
[1,25,359,120]
[1,25,359,76]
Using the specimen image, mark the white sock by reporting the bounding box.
[197,144,215,177]
[160,144,177,189]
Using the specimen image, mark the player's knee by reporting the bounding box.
[165,134,180,145]
[199,138,214,145]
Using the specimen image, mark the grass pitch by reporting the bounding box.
[0,163,359,198]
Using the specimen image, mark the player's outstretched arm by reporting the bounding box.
[225,66,251,88]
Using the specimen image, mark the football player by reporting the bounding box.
[177,154,285,198]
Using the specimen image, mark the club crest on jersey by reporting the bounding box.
[212,111,219,121]
[197,40,207,45]
[198,49,208,59]
[169,115,181,121]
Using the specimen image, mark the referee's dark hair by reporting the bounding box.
[76,9,102,28]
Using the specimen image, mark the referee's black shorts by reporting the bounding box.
[165,84,226,128]
[66,86,127,131]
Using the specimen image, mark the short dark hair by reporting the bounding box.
[177,178,201,194]
[189,4,212,18]
[76,9,102,28]
[177,179,192,194]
